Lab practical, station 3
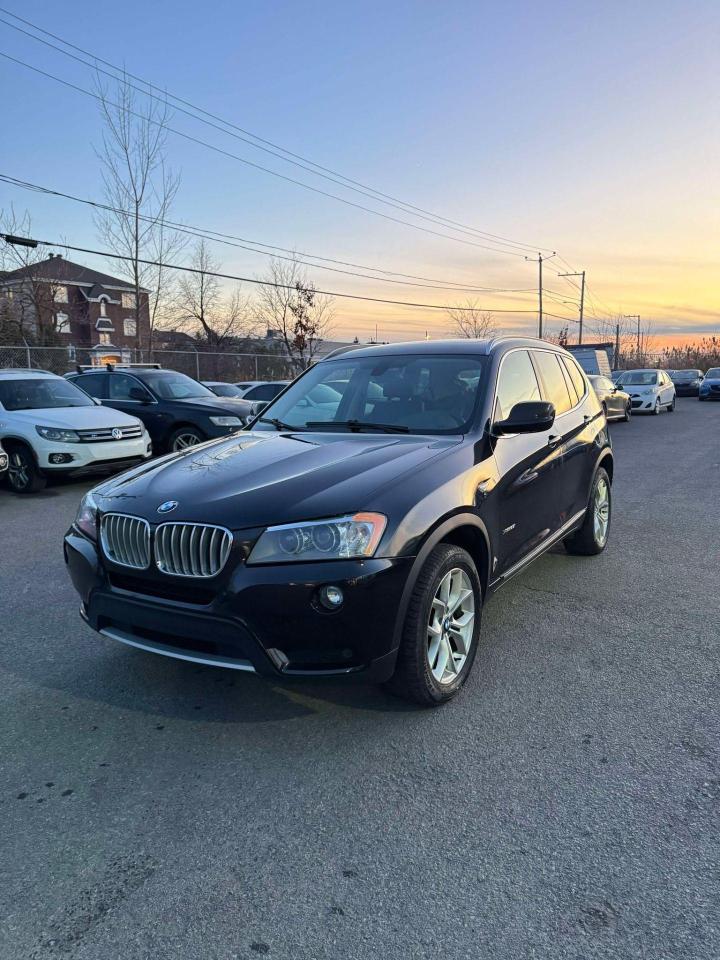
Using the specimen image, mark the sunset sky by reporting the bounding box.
[1,0,717,344]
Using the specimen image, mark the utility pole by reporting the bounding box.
[526,252,555,339]
[558,270,586,344]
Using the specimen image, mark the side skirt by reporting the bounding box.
[488,508,587,593]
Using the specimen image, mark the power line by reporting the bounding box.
[0,49,537,260]
[0,232,551,314]
[0,6,556,256]
[0,173,543,298]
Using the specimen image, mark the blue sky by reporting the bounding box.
[1,0,717,342]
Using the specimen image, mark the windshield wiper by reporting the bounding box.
[258,417,304,431]
[305,419,410,433]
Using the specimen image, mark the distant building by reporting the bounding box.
[0,254,150,365]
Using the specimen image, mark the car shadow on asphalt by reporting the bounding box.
[25,636,421,724]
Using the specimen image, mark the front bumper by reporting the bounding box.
[700,387,720,400]
[64,529,412,682]
[40,436,152,472]
[630,394,658,411]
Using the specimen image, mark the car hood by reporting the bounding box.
[95,430,459,528]
[171,396,253,415]
[4,406,143,430]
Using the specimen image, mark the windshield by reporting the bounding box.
[0,377,95,411]
[140,372,215,400]
[670,370,701,380]
[616,371,658,386]
[706,368,720,379]
[252,354,488,434]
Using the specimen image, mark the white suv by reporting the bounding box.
[614,368,676,414]
[0,369,152,493]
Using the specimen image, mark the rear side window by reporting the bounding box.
[532,351,573,415]
[494,350,541,420]
[74,373,107,398]
[247,383,284,401]
[562,356,587,401]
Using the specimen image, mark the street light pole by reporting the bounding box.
[624,315,641,359]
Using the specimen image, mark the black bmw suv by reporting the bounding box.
[64,339,613,706]
[67,366,255,453]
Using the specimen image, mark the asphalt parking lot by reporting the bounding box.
[1,399,719,960]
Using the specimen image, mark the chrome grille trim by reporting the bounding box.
[155,522,232,578]
[100,513,151,569]
[77,426,144,442]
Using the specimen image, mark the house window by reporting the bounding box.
[55,312,71,333]
[52,285,69,303]
[124,317,137,337]
[98,333,111,345]
[121,291,137,309]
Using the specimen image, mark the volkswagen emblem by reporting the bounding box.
[157,500,179,514]
[111,428,123,440]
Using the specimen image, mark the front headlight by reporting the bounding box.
[641,388,654,396]
[209,416,243,427]
[75,491,98,540]
[36,425,81,442]
[248,513,387,564]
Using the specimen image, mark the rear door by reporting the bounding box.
[531,349,589,523]
[72,372,108,401]
[492,349,563,574]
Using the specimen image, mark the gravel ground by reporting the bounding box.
[1,398,719,960]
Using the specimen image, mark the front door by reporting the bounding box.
[491,349,563,574]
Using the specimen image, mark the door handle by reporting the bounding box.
[547,434,561,448]
[517,468,539,486]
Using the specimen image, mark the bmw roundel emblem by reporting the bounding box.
[111,428,123,440]
[157,500,179,514]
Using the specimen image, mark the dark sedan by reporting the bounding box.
[669,369,704,396]
[588,375,631,422]
[68,366,256,453]
[64,339,613,706]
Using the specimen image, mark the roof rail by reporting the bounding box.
[320,343,368,360]
[73,362,162,373]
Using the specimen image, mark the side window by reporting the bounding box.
[74,373,107,398]
[532,351,573,415]
[108,374,142,400]
[563,356,588,400]
[252,383,283,401]
[494,350,541,421]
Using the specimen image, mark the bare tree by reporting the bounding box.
[255,257,334,372]
[0,207,69,346]
[93,73,183,352]
[174,239,256,346]
[446,300,498,339]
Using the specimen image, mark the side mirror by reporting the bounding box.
[494,401,556,435]
[129,386,152,403]
[251,400,269,417]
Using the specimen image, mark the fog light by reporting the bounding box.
[319,585,344,610]
[49,452,73,464]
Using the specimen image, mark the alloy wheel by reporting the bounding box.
[427,567,475,684]
[8,451,29,490]
[593,476,610,546]
[173,432,202,451]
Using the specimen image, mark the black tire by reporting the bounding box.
[601,402,608,421]
[167,425,206,453]
[5,443,46,494]
[668,396,676,412]
[564,467,611,556]
[653,397,661,415]
[622,401,631,422]
[386,543,482,707]
[699,394,706,401]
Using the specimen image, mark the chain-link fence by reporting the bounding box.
[0,345,299,382]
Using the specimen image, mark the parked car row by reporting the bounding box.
[0,365,289,493]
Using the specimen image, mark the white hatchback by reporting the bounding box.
[0,370,152,493]
[614,369,676,415]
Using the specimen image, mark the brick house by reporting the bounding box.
[0,254,150,365]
